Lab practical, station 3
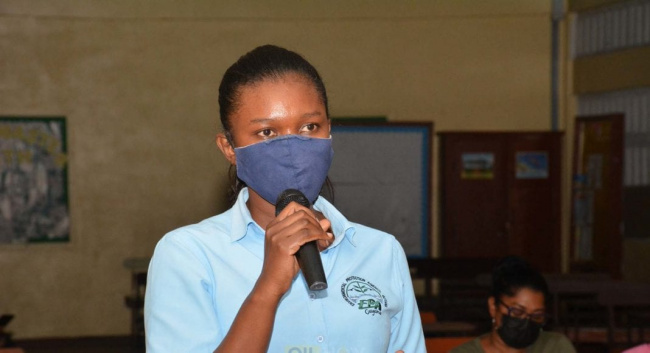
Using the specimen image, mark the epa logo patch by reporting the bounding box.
[340,276,388,316]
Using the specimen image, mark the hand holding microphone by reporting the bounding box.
[275,189,328,291]
[260,189,330,297]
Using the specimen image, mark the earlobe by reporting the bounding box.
[488,297,497,318]
[216,133,237,165]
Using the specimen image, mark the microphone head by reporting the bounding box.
[275,189,311,216]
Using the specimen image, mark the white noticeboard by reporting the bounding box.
[326,122,432,258]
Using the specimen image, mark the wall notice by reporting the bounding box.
[0,117,69,244]
[516,151,549,179]
[461,153,494,179]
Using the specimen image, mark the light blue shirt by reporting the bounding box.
[145,188,425,353]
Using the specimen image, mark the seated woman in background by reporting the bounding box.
[451,256,576,353]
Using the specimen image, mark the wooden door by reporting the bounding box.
[441,134,509,260]
[571,115,624,278]
[508,133,562,272]
[440,132,562,273]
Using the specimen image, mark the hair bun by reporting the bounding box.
[491,255,548,300]
[493,256,532,276]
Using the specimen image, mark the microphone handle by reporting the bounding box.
[296,241,327,291]
[275,189,328,291]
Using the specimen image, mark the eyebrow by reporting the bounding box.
[301,111,324,119]
[513,305,545,313]
[248,111,324,125]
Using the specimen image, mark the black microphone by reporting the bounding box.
[275,189,328,291]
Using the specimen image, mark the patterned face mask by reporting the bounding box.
[234,135,333,205]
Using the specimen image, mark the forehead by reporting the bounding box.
[239,73,318,101]
[232,73,324,118]
[501,287,545,309]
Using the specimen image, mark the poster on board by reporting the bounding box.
[0,117,69,244]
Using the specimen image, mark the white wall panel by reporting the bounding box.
[574,0,650,57]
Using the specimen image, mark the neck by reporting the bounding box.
[246,189,277,229]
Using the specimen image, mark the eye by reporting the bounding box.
[530,313,548,324]
[256,129,276,138]
[508,307,526,318]
[300,123,318,133]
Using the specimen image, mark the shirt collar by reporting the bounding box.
[229,188,257,242]
[229,187,357,247]
[313,195,357,248]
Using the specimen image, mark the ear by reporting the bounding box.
[488,296,497,318]
[216,133,236,165]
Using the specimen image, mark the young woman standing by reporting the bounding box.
[145,45,425,353]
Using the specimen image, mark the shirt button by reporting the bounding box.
[309,293,316,300]
[317,335,324,343]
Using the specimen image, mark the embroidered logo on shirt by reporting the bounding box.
[340,275,387,316]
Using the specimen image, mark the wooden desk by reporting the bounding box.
[597,282,650,348]
[546,275,650,347]
[408,258,497,299]
[545,273,612,331]
[422,321,478,338]
[409,258,497,327]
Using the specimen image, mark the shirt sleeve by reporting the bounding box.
[145,233,219,353]
[387,240,427,353]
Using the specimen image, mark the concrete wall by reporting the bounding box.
[0,0,553,338]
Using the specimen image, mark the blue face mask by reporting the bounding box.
[234,135,334,205]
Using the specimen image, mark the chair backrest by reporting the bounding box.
[133,272,147,298]
[597,281,650,306]
[408,258,498,280]
[420,311,437,324]
[0,315,13,330]
[425,337,474,353]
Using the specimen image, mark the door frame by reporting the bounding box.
[570,114,624,278]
